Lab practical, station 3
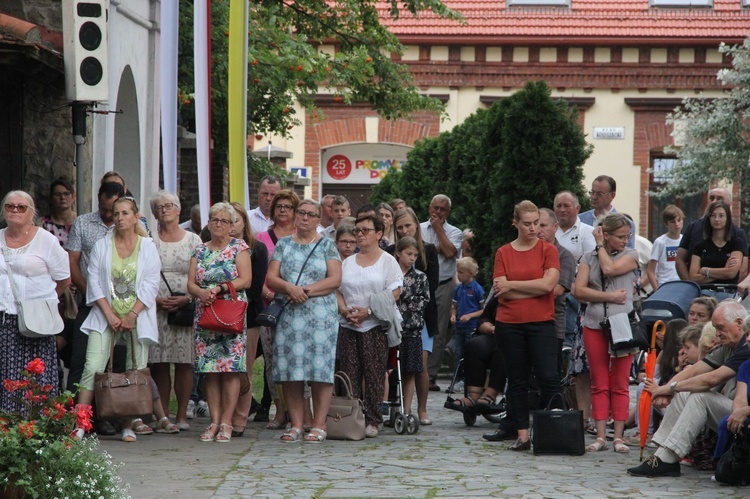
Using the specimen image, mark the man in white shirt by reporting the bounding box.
[248,175,283,234]
[553,191,595,261]
[317,194,335,234]
[179,204,203,235]
[579,175,635,249]
[421,194,463,391]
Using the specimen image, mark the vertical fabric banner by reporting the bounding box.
[160,0,179,193]
[194,0,211,226]
[227,0,248,206]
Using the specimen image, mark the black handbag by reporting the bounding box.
[600,269,649,352]
[532,393,585,455]
[256,238,323,328]
[715,432,750,485]
[160,272,196,327]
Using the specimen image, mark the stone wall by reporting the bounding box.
[0,0,62,31]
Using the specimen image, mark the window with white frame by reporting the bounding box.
[649,0,713,7]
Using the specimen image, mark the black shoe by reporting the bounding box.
[95,419,117,436]
[482,428,517,442]
[249,398,261,415]
[253,406,270,423]
[627,455,681,477]
[508,438,531,451]
[429,381,441,392]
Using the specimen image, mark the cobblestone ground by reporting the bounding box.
[100,383,745,498]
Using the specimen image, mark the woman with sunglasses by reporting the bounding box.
[0,191,70,414]
[188,202,252,443]
[573,212,639,453]
[255,189,300,429]
[267,200,341,443]
[337,214,403,438]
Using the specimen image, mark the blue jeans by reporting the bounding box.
[453,327,473,378]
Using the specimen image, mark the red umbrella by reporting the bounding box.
[638,320,665,461]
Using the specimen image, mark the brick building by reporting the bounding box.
[260,0,750,238]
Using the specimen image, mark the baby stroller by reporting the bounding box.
[443,358,507,427]
[383,346,419,435]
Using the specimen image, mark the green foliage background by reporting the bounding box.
[372,81,593,284]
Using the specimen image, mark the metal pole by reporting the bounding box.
[72,102,87,214]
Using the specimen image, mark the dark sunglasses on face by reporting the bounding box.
[4,204,29,213]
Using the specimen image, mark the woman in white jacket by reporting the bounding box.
[74,196,177,441]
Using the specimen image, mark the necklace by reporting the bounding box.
[297,234,316,245]
[6,226,31,240]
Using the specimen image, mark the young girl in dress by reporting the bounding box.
[394,237,429,417]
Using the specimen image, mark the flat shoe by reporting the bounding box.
[215,423,232,443]
[266,419,288,430]
[508,438,531,451]
[155,417,180,434]
[482,428,517,442]
[419,418,432,426]
[613,438,630,453]
[444,397,476,414]
[200,423,219,442]
[586,437,608,452]
[231,427,245,438]
[132,418,153,435]
[121,428,136,443]
[176,422,190,431]
[281,427,303,443]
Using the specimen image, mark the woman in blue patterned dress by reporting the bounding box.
[188,202,252,443]
[267,199,342,443]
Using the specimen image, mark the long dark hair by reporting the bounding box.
[657,318,688,385]
[702,201,732,242]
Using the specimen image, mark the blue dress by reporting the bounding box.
[271,236,340,383]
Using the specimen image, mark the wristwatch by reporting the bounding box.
[669,381,678,394]
[594,245,603,252]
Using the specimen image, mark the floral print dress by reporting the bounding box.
[193,239,249,373]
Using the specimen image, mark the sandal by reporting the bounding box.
[475,395,501,414]
[216,423,232,443]
[444,397,476,413]
[121,428,137,442]
[586,437,608,452]
[200,423,219,442]
[304,427,327,444]
[613,438,630,453]
[266,416,288,430]
[155,416,180,434]
[132,418,154,435]
[280,427,303,443]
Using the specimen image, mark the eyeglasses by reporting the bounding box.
[4,204,29,213]
[276,204,294,212]
[337,240,357,246]
[589,190,611,198]
[609,233,630,241]
[154,202,176,212]
[209,218,232,226]
[353,227,376,235]
[52,191,72,198]
[296,209,320,218]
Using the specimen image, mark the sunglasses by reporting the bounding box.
[4,204,29,213]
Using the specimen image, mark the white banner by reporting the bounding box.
[160,0,178,193]
[321,144,410,184]
[194,0,210,226]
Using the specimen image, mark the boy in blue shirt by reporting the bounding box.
[450,257,485,389]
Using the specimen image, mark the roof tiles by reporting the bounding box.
[378,0,750,39]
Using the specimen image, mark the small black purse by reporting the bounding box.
[532,393,585,455]
[160,272,196,327]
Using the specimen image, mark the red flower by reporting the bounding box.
[75,404,94,432]
[25,358,45,376]
[18,421,36,439]
[3,379,30,392]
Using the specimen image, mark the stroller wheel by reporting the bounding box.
[405,414,419,435]
[463,411,477,426]
[394,413,407,434]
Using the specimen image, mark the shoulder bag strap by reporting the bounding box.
[0,244,22,305]
[268,228,278,245]
[294,237,325,286]
[599,264,608,319]
[160,271,175,295]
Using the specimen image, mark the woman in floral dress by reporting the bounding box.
[187,202,252,443]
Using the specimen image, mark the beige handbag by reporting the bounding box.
[326,371,366,441]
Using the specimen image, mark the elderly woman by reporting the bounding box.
[689,201,744,298]
[75,196,178,441]
[338,214,402,438]
[573,212,639,453]
[0,191,70,413]
[494,200,561,452]
[228,201,268,437]
[188,202,252,443]
[267,199,341,443]
[389,207,439,424]
[149,191,202,431]
[255,189,300,429]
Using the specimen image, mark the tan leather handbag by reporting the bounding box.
[326,372,366,441]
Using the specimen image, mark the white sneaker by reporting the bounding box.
[196,400,210,418]
[365,424,379,438]
[186,399,195,420]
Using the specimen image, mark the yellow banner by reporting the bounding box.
[227,0,248,204]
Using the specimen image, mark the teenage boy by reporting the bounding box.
[322,196,351,239]
[647,205,684,291]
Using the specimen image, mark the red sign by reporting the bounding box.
[326,155,352,180]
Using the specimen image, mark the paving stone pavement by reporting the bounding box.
[99,383,745,498]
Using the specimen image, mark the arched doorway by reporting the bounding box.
[112,66,141,198]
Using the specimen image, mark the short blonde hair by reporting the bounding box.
[208,202,237,223]
[457,257,478,275]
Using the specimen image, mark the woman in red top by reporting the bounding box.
[493,200,561,451]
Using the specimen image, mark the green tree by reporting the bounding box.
[177,0,461,157]
[664,38,750,207]
[373,81,593,284]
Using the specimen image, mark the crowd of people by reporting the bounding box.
[0,171,748,482]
